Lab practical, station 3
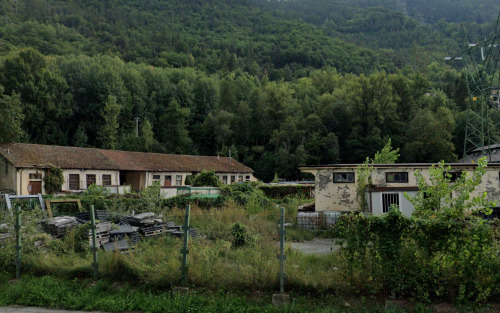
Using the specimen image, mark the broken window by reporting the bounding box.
[102,174,112,186]
[382,193,399,213]
[386,172,408,183]
[231,175,236,184]
[333,172,355,183]
[86,174,96,188]
[69,174,80,190]
[238,175,243,182]
[29,173,42,180]
[444,171,462,182]
[222,175,228,185]
[176,175,182,185]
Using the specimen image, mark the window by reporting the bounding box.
[176,175,182,185]
[386,172,408,183]
[382,193,400,213]
[102,174,112,186]
[238,175,243,182]
[29,173,42,180]
[152,174,161,182]
[86,174,96,188]
[222,175,228,185]
[69,174,80,190]
[164,175,172,186]
[231,175,236,183]
[245,175,250,181]
[333,173,355,183]
[445,171,462,182]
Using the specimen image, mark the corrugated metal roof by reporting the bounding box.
[0,143,254,173]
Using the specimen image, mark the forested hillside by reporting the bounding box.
[0,0,498,181]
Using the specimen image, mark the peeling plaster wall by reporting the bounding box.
[306,167,500,214]
[0,157,16,193]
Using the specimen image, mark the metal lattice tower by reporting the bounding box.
[460,12,500,162]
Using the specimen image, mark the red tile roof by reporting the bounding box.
[0,143,254,173]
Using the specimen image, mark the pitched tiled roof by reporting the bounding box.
[0,143,254,173]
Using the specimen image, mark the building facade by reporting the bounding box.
[0,143,256,195]
[300,163,500,217]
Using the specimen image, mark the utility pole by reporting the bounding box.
[135,117,141,137]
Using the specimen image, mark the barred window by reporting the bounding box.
[382,193,400,213]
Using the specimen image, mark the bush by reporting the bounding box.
[43,165,63,194]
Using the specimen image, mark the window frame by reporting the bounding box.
[69,174,80,190]
[86,174,96,188]
[102,174,112,186]
[385,172,409,183]
[175,175,183,186]
[381,192,400,213]
[333,172,355,183]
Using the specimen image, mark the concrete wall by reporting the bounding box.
[305,166,500,215]
[0,157,17,193]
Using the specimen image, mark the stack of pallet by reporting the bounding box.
[75,210,110,223]
[88,221,112,246]
[42,216,79,237]
[126,212,163,227]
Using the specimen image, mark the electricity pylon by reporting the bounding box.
[458,12,500,162]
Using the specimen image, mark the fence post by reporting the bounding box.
[15,206,21,279]
[180,204,191,287]
[278,207,286,294]
[90,205,99,281]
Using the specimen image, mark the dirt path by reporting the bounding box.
[289,238,340,255]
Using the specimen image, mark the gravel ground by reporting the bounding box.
[289,238,340,255]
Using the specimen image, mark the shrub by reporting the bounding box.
[43,165,63,194]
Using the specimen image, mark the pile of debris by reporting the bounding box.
[39,210,198,253]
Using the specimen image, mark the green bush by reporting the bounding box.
[258,185,313,199]
[43,165,63,194]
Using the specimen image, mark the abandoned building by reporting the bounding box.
[300,163,500,217]
[0,143,256,195]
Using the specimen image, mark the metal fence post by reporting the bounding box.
[180,204,191,286]
[15,206,21,279]
[90,205,99,281]
[278,207,286,294]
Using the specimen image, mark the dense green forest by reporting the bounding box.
[0,0,499,181]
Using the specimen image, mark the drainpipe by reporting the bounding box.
[368,187,373,214]
[18,169,24,195]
